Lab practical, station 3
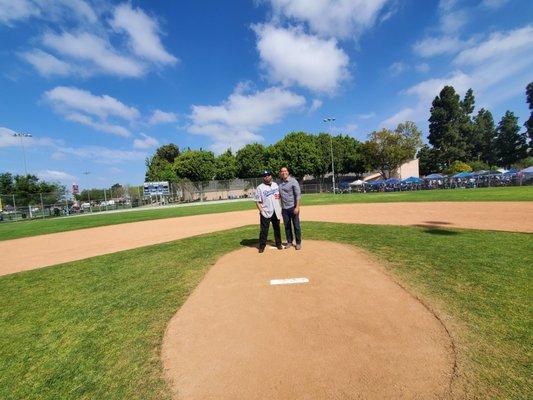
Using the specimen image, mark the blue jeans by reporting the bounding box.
[282,207,301,245]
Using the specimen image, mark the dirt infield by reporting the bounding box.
[1,201,531,277]
[162,241,456,399]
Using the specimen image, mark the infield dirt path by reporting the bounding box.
[162,241,456,399]
[1,201,532,276]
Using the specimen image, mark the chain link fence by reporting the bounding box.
[0,173,530,223]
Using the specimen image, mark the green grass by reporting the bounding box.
[1,186,531,241]
[1,223,531,399]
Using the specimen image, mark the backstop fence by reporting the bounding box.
[0,173,530,222]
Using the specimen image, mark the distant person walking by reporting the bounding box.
[254,170,283,253]
[279,167,302,250]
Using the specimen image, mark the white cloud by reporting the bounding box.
[454,25,533,66]
[0,126,55,148]
[415,63,430,73]
[133,133,159,149]
[267,0,392,39]
[388,61,407,77]
[149,109,177,125]
[383,25,533,128]
[357,112,376,120]
[309,99,322,113]
[413,36,466,58]
[44,86,139,121]
[188,85,305,153]
[0,0,96,25]
[481,0,510,10]
[254,24,350,94]
[380,107,415,128]
[42,31,145,77]
[44,86,140,137]
[0,0,39,25]
[20,49,73,76]
[52,145,146,165]
[111,3,177,65]
[37,169,77,183]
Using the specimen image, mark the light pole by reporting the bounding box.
[83,171,92,213]
[12,132,32,175]
[323,117,336,194]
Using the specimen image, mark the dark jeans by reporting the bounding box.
[282,207,301,245]
[259,212,282,249]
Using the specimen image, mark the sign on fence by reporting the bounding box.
[72,183,79,195]
[143,181,170,196]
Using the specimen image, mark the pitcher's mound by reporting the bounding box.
[162,241,455,399]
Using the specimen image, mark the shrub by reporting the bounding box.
[444,160,472,175]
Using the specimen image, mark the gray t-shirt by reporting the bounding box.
[279,176,301,209]
[254,182,282,218]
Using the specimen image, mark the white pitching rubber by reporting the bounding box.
[270,277,309,286]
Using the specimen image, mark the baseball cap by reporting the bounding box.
[262,170,272,177]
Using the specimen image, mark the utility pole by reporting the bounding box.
[323,118,336,194]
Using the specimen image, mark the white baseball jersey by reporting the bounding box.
[255,182,282,218]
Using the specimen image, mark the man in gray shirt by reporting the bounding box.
[279,167,302,250]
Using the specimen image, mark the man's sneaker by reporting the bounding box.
[285,243,293,249]
[258,247,265,253]
[277,245,284,250]
[295,244,302,250]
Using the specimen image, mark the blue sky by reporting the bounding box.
[1,0,532,188]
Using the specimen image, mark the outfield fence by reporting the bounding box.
[0,173,530,222]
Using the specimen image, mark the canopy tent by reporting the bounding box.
[402,176,423,184]
[385,178,401,184]
[452,172,474,178]
[520,166,533,174]
[366,180,385,185]
[349,179,365,186]
[425,173,445,180]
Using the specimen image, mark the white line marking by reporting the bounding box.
[270,277,309,286]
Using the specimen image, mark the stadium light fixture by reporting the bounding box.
[12,132,32,175]
[322,118,336,194]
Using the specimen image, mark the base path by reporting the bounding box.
[162,241,456,399]
[1,201,532,276]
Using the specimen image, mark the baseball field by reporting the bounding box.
[1,187,532,399]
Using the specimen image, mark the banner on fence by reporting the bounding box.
[143,181,170,196]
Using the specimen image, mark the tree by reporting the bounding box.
[459,88,477,160]
[526,82,533,151]
[0,172,14,194]
[174,150,216,182]
[444,160,472,175]
[494,111,528,167]
[235,143,267,178]
[417,144,441,175]
[267,132,322,180]
[428,86,468,166]
[332,135,366,176]
[215,149,237,180]
[364,122,421,178]
[472,108,497,164]
[145,144,180,182]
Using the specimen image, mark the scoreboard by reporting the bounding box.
[143,181,170,196]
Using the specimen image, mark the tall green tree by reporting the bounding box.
[494,111,528,167]
[417,144,441,175]
[235,143,267,178]
[145,144,180,182]
[174,150,216,182]
[0,172,14,194]
[460,88,477,160]
[526,82,533,151]
[363,122,421,178]
[428,86,468,166]
[332,135,366,176]
[214,149,237,180]
[267,132,322,180]
[472,108,497,165]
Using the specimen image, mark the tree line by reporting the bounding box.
[418,83,532,174]
[0,173,66,206]
[145,121,422,183]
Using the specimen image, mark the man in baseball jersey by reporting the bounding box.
[254,170,283,253]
